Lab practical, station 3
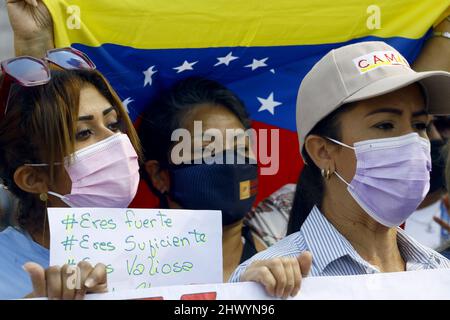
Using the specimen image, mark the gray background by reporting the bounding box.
[0,2,14,61]
[0,2,14,228]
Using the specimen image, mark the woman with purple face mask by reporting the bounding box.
[0,49,142,299]
[229,41,450,298]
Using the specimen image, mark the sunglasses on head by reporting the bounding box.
[0,47,96,122]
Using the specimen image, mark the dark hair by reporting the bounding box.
[0,68,141,232]
[138,77,251,203]
[287,103,355,235]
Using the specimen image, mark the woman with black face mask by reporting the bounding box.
[138,77,267,281]
[405,120,450,250]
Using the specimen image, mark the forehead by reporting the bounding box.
[78,85,112,115]
[347,83,426,116]
[183,103,245,133]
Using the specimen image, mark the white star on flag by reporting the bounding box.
[245,57,268,71]
[122,97,134,113]
[173,60,198,73]
[257,92,282,115]
[143,66,157,87]
[214,52,239,67]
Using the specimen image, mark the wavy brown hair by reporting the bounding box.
[0,68,142,233]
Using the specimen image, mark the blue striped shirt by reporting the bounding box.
[229,206,450,282]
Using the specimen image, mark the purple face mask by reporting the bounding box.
[327,133,431,227]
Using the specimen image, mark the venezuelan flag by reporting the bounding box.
[43,0,450,206]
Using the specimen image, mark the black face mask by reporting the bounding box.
[169,151,258,226]
[429,140,447,194]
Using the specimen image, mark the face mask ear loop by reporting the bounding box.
[47,191,61,197]
[333,170,354,190]
[325,137,355,150]
[324,137,355,190]
[47,191,66,201]
[47,191,75,207]
[24,162,63,167]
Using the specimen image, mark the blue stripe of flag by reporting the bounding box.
[73,30,432,131]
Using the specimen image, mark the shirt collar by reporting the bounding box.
[300,206,443,273]
[301,206,366,273]
[396,227,441,267]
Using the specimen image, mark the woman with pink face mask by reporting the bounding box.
[0,48,142,299]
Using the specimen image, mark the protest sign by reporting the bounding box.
[48,208,223,291]
[77,268,450,300]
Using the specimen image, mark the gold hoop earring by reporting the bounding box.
[321,168,331,180]
[39,193,48,202]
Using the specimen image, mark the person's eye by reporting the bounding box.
[107,120,122,132]
[373,122,394,130]
[413,122,429,132]
[76,129,93,141]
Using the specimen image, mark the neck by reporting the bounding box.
[222,219,244,281]
[321,186,405,272]
[223,220,244,251]
[27,214,50,249]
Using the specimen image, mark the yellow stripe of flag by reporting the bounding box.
[44,0,449,49]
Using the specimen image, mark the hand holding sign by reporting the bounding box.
[29,269,450,300]
[23,261,107,299]
[240,251,312,299]
[433,194,450,233]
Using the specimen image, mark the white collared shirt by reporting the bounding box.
[229,205,450,282]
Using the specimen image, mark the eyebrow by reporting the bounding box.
[78,106,116,121]
[103,106,116,115]
[412,110,428,117]
[365,108,428,118]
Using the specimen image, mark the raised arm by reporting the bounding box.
[6,0,55,57]
[413,15,450,72]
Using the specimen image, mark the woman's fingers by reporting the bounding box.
[433,216,450,232]
[291,257,302,297]
[442,194,450,212]
[255,266,277,296]
[266,259,287,298]
[241,262,277,296]
[23,261,107,299]
[25,0,38,7]
[23,262,46,298]
[45,266,62,300]
[7,0,38,7]
[84,263,108,293]
[280,258,295,299]
[433,195,450,232]
[298,251,313,277]
[74,261,92,300]
[242,254,310,299]
[60,264,77,300]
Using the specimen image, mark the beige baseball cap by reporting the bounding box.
[297,41,450,158]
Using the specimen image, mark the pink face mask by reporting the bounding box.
[29,133,140,208]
